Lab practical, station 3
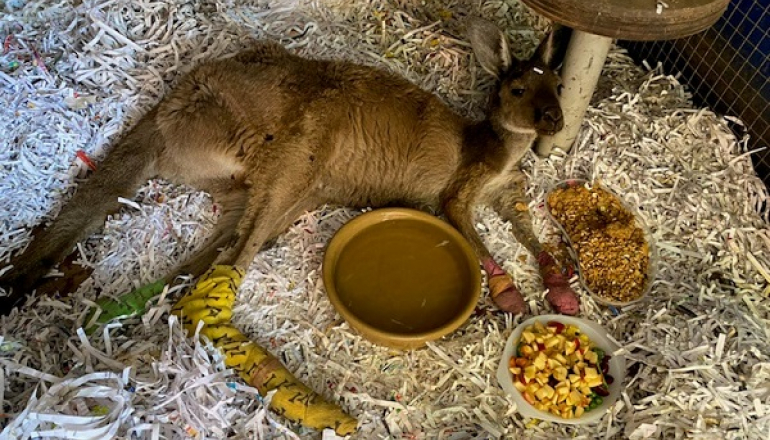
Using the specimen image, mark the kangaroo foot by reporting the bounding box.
[538,251,580,315]
[0,249,93,316]
[483,258,527,315]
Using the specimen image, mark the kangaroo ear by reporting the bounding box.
[532,24,572,70]
[467,17,513,78]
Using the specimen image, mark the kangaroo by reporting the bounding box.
[0,18,579,317]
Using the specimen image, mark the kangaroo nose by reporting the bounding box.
[542,106,562,124]
[536,105,563,135]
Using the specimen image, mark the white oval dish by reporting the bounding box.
[543,178,659,307]
[496,315,626,424]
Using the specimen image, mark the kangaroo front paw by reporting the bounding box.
[538,251,580,315]
[483,258,527,315]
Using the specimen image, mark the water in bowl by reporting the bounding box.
[334,218,475,334]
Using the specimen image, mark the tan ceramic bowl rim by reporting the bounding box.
[322,208,481,346]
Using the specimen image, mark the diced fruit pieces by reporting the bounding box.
[535,385,555,401]
[567,390,583,406]
[546,336,561,349]
[586,377,604,388]
[509,320,612,419]
[565,340,577,355]
[524,365,538,381]
[547,321,565,333]
[522,330,535,343]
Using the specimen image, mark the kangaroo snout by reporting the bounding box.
[535,105,563,135]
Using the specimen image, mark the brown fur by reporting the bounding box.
[0,18,570,314]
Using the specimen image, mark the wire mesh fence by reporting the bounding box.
[621,0,769,189]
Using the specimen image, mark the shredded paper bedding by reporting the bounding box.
[1,0,769,438]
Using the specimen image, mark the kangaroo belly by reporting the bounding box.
[319,105,460,209]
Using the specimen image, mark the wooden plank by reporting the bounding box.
[520,0,730,40]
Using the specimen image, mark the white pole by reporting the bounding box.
[536,30,613,156]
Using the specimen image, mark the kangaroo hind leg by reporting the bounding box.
[0,109,164,314]
[163,180,251,285]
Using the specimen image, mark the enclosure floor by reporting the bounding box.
[1,0,769,439]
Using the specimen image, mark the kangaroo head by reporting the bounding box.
[467,18,569,145]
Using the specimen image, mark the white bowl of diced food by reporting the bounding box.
[496,315,625,424]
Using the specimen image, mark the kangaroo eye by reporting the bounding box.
[511,88,525,97]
